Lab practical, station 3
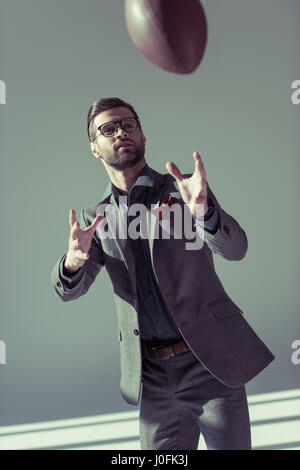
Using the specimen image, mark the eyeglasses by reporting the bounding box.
[96,117,139,139]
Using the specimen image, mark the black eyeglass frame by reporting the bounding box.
[94,117,140,140]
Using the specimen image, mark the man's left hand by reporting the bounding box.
[166,151,208,218]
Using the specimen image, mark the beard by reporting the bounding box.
[101,140,145,171]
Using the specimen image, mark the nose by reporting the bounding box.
[114,122,125,136]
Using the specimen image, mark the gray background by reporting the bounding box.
[0,0,299,426]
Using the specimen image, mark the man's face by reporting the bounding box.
[90,107,146,170]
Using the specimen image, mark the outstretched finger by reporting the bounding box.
[165,161,184,182]
[69,209,77,228]
[88,212,105,233]
[193,151,206,177]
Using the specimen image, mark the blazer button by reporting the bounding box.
[133,329,139,336]
[56,281,62,287]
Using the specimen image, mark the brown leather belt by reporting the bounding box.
[143,340,189,360]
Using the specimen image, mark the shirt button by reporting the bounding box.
[133,329,139,336]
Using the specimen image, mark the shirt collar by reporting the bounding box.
[99,163,156,203]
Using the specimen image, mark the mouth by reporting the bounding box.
[116,141,134,150]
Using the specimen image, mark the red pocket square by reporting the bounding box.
[150,195,175,220]
[163,194,175,207]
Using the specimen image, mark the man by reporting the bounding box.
[51,97,275,450]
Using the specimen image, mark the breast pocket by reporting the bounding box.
[209,298,244,319]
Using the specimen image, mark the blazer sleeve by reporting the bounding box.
[193,197,220,234]
[195,182,248,261]
[51,208,105,302]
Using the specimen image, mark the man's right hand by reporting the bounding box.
[64,209,104,273]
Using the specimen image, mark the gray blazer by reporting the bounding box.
[51,166,275,406]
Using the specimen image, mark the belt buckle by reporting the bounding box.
[155,344,175,360]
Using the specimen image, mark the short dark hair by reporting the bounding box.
[87,97,142,142]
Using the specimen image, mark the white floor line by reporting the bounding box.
[0,388,299,450]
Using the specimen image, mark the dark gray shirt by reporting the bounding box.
[59,164,220,346]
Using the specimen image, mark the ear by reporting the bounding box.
[90,142,102,160]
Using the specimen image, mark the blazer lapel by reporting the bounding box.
[145,172,168,279]
[96,167,168,288]
[110,192,137,289]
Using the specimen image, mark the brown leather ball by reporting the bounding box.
[124,0,208,74]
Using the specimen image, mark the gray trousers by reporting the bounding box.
[139,346,252,450]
